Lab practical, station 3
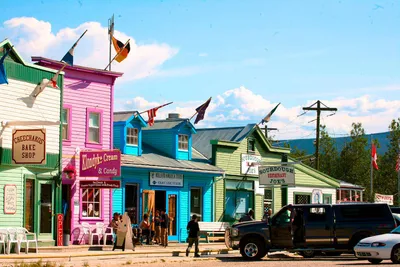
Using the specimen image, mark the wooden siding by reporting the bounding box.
[294,168,335,187]
[288,187,337,204]
[255,194,263,220]
[142,131,174,157]
[273,187,282,213]
[0,79,61,154]
[214,177,225,222]
[0,149,59,169]
[113,125,123,150]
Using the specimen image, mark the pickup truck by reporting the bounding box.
[225,203,396,260]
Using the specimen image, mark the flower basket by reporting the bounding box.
[63,164,76,179]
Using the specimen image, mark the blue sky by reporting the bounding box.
[1,0,399,139]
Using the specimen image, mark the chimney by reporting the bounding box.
[166,113,180,120]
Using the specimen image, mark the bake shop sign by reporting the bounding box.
[12,129,46,164]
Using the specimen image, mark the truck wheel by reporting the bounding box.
[368,259,383,264]
[240,238,267,260]
[391,245,400,264]
[300,250,315,258]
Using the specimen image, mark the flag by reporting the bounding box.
[112,36,131,63]
[371,144,379,170]
[194,97,212,124]
[61,30,88,66]
[0,47,11,85]
[262,103,281,124]
[32,78,51,98]
[396,153,400,172]
[147,107,159,127]
[49,64,66,89]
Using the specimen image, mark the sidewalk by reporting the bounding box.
[0,242,237,262]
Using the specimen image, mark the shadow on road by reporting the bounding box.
[214,254,360,263]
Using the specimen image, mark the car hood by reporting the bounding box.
[232,220,268,228]
[361,233,400,243]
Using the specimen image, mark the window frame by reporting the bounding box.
[178,134,189,151]
[79,188,104,221]
[126,127,139,146]
[85,108,103,148]
[190,187,203,221]
[248,138,256,154]
[62,105,72,144]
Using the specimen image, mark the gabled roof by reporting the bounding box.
[121,143,224,174]
[142,118,196,133]
[0,39,61,74]
[114,111,147,127]
[193,124,289,159]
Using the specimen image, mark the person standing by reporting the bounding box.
[186,214,200,257]
[153,210,161,244]
[160,209,169,247]
[239,209,255,222]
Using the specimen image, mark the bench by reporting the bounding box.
[198,222,230,243]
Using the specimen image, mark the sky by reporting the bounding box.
[1,0,399,140]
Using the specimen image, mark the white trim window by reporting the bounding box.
[81,188,101,218]
[178,134,189,150]
[126,128,138,145]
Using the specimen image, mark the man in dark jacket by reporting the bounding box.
[160,209,169,247]
[239,209,254,222]
[186,214,200,257]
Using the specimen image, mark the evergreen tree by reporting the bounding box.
[319,125,339,177]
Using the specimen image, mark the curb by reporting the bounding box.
[0,248,237,261]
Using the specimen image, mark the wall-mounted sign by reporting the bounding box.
[4,185,17,214]
[241,154,262,175]
[57,214,63,246]
[149,172,184,187]
[259,166,295,186]
[312,189,323,204]
[12,129,46,164]
[80,180,121,189]
[375,193,393,205]
[80,150,121,177]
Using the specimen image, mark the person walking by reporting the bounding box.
[153,210,161,244]
[160,209,169,247]
[186,214,200,257]
[239,209,255,222]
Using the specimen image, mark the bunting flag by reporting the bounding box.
[61,30,88,66]
[262,103,281,124]
[194,97,212,124]
[396,153,400,172]
[112,36,131,63]
[371,144,379,170]
[147,107,159,127]
[0,47,12,85]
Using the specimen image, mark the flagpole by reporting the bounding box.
[104,39,130,70]
[137,102,173,115]
[370,135,373,200]
[189,97,212,121]
[108,14,114,71]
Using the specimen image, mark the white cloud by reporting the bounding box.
[116,85,400,140]
[0,17,178,82]
[198,52,208,57]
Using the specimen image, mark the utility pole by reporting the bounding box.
[302,100,337,170]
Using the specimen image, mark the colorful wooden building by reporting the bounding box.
[0,40,63,244]
[192,124,340,222]
[32,57,123,244]
[112,112,223,242]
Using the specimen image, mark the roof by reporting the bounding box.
[114,111,138,122]
[339,180,365,190]
[121,143,224,174]
[31,56,123,78]
[142,118,196,133]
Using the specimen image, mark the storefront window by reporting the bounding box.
[225,180,254,222]
[82,188,101,218]
[190,187,202,221]
[126,128,138,145]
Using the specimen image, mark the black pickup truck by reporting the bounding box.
[225,203,396,260]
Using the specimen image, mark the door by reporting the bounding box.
[25,179,35,232]
[270,206,293,248]
[125,184,139,224]
[303,205,333,247]
[142,190,155,229]
[167,192,178,241]
[38,181,54,239]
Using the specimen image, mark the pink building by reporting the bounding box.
[32,57,123,245]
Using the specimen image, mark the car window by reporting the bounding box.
[274,209,291,225]
[307,207,326,223]
[336,205,391,221]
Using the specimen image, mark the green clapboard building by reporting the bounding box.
[193,124,340,222]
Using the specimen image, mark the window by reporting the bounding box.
[323,194,332,204]
[126,128,138,145]
[62,105,72,141]
[295,194,311,204]
[190,187,202,221]
[178,134,188,150]
[81,188,101,218]
[273,208,292,225]
[224,180,254,222]
[248,139,255,153]
[264,189,273,210]
[86,108,103,146]
[125,184,138,224]
[307,207,326,222]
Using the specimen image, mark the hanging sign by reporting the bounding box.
[80,180,121,189]
[259,165,295,186]
[57,214,63,246]
[149,172,184,187]
[12,129,46,164]
[375,193,393,205]
[4,185,17,214]
[80,150,121,177]
[241,154,262,175]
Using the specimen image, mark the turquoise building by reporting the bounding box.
[112,112,223,242]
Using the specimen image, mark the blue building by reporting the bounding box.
[112,112,224,242]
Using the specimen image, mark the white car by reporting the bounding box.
[354,225,400,264]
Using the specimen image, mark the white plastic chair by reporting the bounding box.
[0,229,7,254]
[17,227,38,254]
[80,223,93,245]
[7,228,20,254]
[92,223,104,245]
[15,228,28,254]
[100,223,114,245]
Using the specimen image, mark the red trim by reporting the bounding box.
[85,108,103,149]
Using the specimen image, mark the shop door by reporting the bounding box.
[38,181,54,239]
[142,190,155,229]
[167,192,178,241]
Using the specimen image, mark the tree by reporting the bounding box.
[337,123,371,198]
[319,125,339,177]
[287,145,314,167]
